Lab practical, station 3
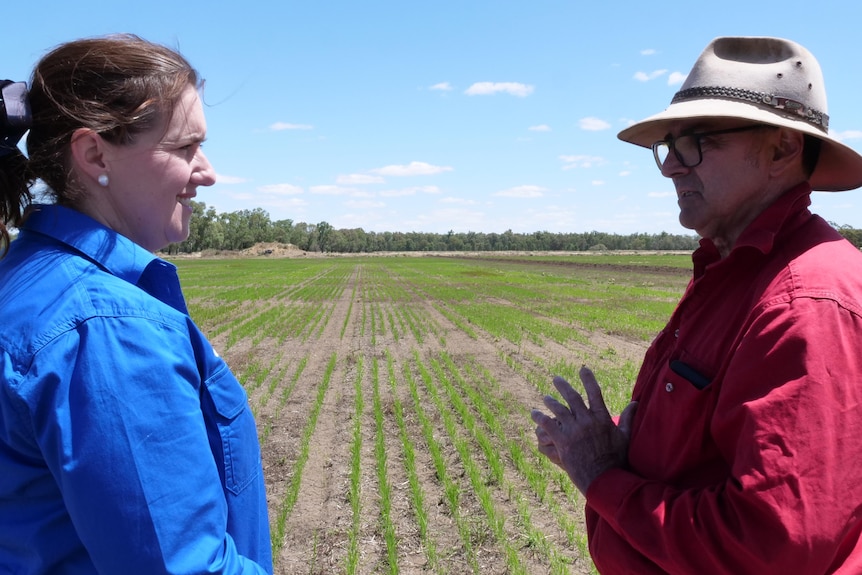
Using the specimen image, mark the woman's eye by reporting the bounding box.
[178,143,200,155]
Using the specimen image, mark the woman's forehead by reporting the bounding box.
[162,88,206,140]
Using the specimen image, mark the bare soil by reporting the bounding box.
[204,256,655,574]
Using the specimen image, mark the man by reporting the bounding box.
[531,37,862,574]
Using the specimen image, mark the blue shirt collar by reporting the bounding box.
[22,204,188,313]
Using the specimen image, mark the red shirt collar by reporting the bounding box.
[693,182,813,276]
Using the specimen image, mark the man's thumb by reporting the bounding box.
[618,401,638,438]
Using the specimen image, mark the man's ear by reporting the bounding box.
[69,128,108,186]
[770,128,805,178]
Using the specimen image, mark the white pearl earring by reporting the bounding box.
[97,174,109,187]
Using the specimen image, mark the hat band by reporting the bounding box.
[671,86,829,133]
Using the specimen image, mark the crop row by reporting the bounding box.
[176,254,691,573]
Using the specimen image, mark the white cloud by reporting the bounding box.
[464,82,534,97]
[668,72,687,86]
[334,212,386,230]
[379,185,442,197]
[228,192,256,201]
[560,155,605,169]
[336,173,386,185]
[370,161,453,177]
[641,49,657,56]
[619,170,631,177]
[592,180,606,186]
[494,185,545,198]
[648,191,676,198]
[440,196,479,205]
[409,208,487,233]
[266,197,308,208]
[408,185,441,194]
[528,124,551,132]
[379,189,414,198]
[309,185,357,196]
[270,122,314,131]
[216,174,248,184]
[430,82,453,91]
[257,183,303,195]
[231,193,307,209]
[511,205,580,232]
[634,69,668,82]
[579,117,611,131]
[833,130,862,141]
[345,199,386,209]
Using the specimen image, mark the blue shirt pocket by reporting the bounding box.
[203,365,262,495]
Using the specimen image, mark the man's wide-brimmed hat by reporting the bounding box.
[618,36,862,191]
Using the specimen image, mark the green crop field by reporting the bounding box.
[175,252,691,575]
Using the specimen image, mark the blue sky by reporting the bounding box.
[5,0,862,235]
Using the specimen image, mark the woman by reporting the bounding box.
[0,35,273,573]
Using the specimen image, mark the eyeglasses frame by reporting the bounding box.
[651,124,768,171]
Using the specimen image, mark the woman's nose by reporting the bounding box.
[193,149,216,187]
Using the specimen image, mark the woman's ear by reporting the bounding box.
[69,128,108,187]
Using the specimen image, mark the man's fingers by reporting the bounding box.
[618,401,639,438]
[553,375,588,414]
[531,407,565,434]
[541,394,577,422]
[534,423,555,447]
[531,410,563,466]
[578,365,611,419]
[530,408,552,427]
[536,442,562,466]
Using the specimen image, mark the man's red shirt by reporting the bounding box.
[586,183,862,574]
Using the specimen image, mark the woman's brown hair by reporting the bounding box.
[0,34,199,254]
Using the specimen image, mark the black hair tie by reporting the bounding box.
[0,80,31,157]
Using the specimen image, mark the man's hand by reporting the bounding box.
[531,365,637,495]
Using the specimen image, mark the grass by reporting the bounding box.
[346,356,364,574]
[172,252,691,574]
[270,352,337,559]
[372,357,399,574]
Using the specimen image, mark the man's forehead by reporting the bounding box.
[666,119,749,135]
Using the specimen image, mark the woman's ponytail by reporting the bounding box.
[0,150,31,255]
[0,80,32,256]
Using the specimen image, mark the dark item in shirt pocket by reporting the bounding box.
[670,360,712,390]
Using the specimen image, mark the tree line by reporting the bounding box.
[163,201,862,255]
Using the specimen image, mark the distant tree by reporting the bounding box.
[247,208,273,244]
[832,222,862,249]
[180,201,208,252]
[316,221,333,252]
[290,222,312,251]
[174,201,707,254]
[272,219,294,244]
[220,211,254,250]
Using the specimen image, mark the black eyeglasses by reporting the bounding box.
[651,125,766,171]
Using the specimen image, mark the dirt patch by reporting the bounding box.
[207,259,657,574]
[240,242,310,258]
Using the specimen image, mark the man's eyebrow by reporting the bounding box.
[664,124,708,138]
[681,124,710,135]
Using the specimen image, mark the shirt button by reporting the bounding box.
[665,382,674,392]
[674,329,679,338]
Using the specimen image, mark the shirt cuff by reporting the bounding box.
[585,467,644,528]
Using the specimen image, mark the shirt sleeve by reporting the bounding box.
[585,296,862,574]
[30,314,270,574]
